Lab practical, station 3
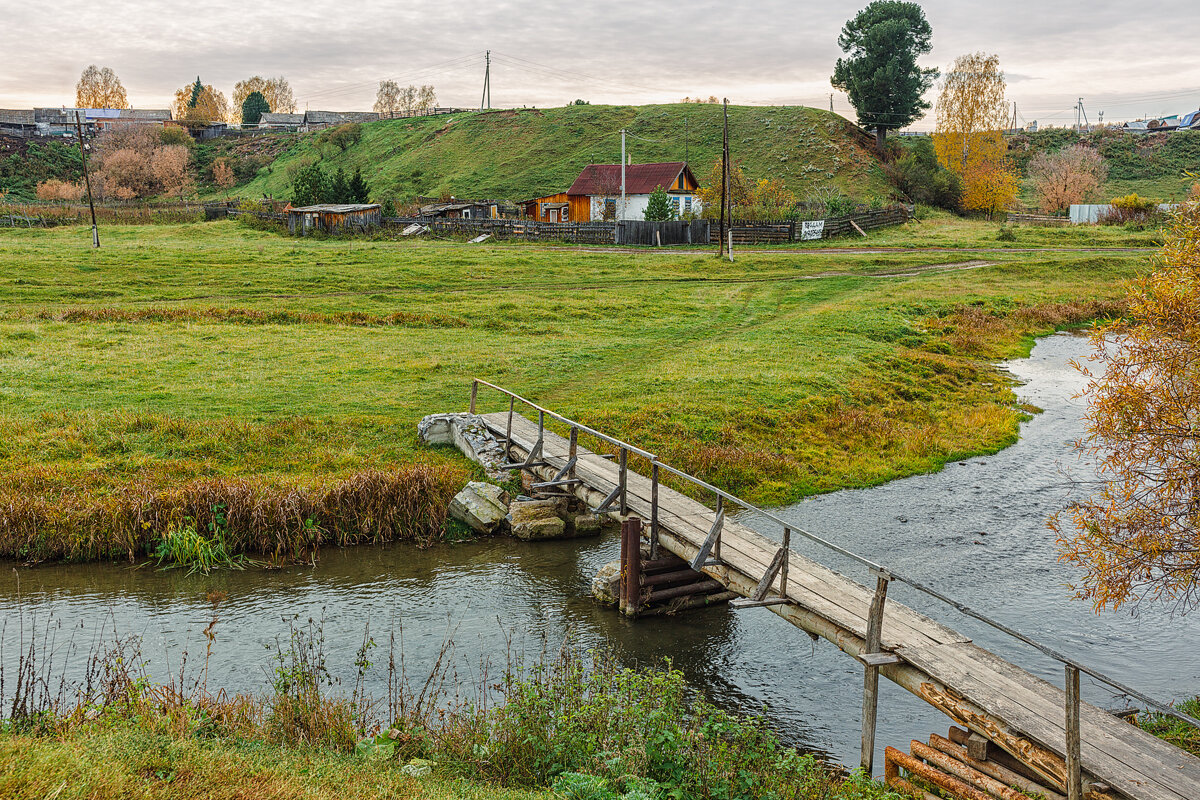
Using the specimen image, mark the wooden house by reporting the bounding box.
[522,193,580,223]
[258,113,304,131]
[566,162,702,221]
[418,198,500,219]
[302,111,381,131]
[287,203,381,235]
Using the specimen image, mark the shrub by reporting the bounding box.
[317,123,363,151]
[1028,144,1108,213]
[884,137,962,212]
[1099,192,1163,228]
[644,185,675,221]
[997,224,1016,242]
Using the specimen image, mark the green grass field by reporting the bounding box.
[0,218,1149,560]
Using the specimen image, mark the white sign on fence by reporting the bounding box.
[801,220,825,240]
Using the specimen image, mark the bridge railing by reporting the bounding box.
[468,378,1200,785]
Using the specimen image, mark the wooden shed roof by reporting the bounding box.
[289,204,381,213]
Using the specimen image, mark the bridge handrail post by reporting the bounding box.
[619,448,628,516]
[650,462,660,560]
[714,495,723,562]
[505,396,515,445]
[568,426,578,479]
[781,527,791,596]
[861,570,891,775]
[1066,665,1082,800]
[469,379,478,413]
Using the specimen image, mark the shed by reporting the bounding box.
[418,198,499,219]
[0,109,36,138]
[287,203,381,235]
[523,192,573,223]
[258,113,304,131]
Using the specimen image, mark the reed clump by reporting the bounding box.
[929,298,1127,358]
[0,464,465,563]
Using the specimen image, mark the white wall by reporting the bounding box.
[590,194,702,221]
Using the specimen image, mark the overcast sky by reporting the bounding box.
[3,0,1198,128]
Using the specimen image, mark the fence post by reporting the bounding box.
[861,570,890,775]
[568,426,578,480]
[622,517,643,616]
[504,396,514,445]
[469,380,478,413]
[1066,665,1082,800]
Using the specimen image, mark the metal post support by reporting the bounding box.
[469,381,478,413]
[618,448,628,516]
[861,571,890,775]
[1066,665,1082,800]
[622,517,643,616]
[650,462,660,560]
[624,515,633,618]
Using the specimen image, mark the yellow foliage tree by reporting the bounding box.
[1052,200,1200,612]
[933,53,1018,218]
[172,80,230,125]
[75,65,128,109]
[232,76,297,115]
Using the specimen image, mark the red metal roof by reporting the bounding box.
[567,162,693,196]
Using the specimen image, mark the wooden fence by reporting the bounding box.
[1006,212,1070,227]
[818,206,912,238]
[384,217,617,244]
[616,220,709,246]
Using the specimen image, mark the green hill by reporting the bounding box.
[235,104,894,204]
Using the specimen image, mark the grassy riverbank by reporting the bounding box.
[0,219,1146,561]
[0,617,897,800]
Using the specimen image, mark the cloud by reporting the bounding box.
[1,0,1197,125]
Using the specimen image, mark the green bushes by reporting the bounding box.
[884,137,962,211]
[1099,192,1165,228]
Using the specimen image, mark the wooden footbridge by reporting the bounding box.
[463,380,1200,800]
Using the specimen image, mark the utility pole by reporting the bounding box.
[718,99,729,258]
[74,111,99,249]
[830,93,834,113]
[1010,101,1017,133]
[620,128,626,221]
[480,50,491,111]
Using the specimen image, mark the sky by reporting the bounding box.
[2,0,1199,129]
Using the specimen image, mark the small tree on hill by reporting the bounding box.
[330,167,350,204]
[644,185,675,221]
[212,159,236,194]
[375,80,401,118]
[348,168,370,203]
[1053,200,1200,613]
[831,1,938,151]
[241,91,271,127]
[292,163,329,206]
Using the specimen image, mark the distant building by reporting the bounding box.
[287,203,381,235]
[418,198,501,219]
[257,113,304,131]
[302,111,381,131]
[531,162,703,222]
[0,107,171,138]
[0,109,36,137]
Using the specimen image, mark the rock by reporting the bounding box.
[508,497,567,540]
[448,481,510,534]
[591,560,621,605]
[573,513,602,536]
[418,413,508,479]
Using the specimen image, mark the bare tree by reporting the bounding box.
[1027,145,1108,213]
[417,85,437,115]
[152,145,193,205]
[374,80,401,118]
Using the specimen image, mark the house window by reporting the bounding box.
[603,199,616,221]
[684,197,693,212]
[671,197,681,214]
[463,209,471,218]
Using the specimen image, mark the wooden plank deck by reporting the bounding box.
[482,411,1200,800]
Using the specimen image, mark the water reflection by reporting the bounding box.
[3,333,1196,770]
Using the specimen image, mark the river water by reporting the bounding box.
[3,332,1198,771]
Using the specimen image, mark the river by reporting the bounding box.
[3,332,1197,771]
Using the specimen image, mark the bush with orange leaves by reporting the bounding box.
[1054,199,1200,613]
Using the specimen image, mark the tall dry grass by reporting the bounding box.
[2,305,466,329]
[0,464,464,563]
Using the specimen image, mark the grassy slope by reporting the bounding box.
[235,104,894,203]
[0,220,1146,538]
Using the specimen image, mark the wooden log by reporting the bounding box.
[929,733,1066,800]
[637,590,738,616]
[646,579,725,604]
[886,776,941,800]
[911,739,1033,800]
[640,555,688,574]
[884,746,995,800]
[641,568,708,588]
